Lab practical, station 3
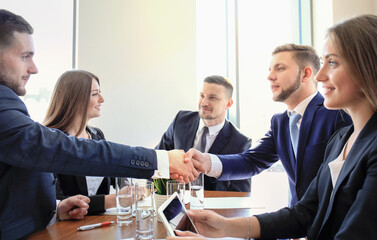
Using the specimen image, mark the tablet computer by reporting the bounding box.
[157,192,199,236]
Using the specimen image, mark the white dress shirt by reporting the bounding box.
[193,119,225,153]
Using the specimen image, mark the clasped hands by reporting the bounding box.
[168,148,211,184]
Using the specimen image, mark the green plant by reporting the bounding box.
[153,178,169,195]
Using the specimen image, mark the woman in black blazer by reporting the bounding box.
[44,70,115,215]
[168,14,377,240]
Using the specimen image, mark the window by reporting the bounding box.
[3,0,74,123]
[196,0,312,210]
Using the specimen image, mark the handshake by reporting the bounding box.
[167,148,211,184]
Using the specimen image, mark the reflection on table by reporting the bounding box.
[28,190,265,240]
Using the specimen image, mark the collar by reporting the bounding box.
[198,119,225,136]
[287,92,317,117]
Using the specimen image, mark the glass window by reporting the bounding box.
[2,0,74,123]
[197,0,312,210]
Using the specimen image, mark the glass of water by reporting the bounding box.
[116,177,133,225]
[135,180,155,240]
[190,173,204,209]
[166,179,185,204]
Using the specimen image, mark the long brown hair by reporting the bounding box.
[44,70,100,137]
[327,14,377,110]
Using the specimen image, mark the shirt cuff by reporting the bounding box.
[152,150,170,179]
[207,154,223,178]
[47,200,60,226]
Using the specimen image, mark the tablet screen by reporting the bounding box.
[162,195,198,233]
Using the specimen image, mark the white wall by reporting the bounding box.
[78,0,197,148]
[312,0,377,51]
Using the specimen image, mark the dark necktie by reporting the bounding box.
[289,112,301,158]
[196,126,208,153]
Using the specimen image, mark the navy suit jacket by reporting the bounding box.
[218,93,352,205]
[0,86,157,239]
[55,127,114,215]
[256,111,377,240]
[156,111,252,192]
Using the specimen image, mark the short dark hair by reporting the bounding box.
[203,75,233,98]
[272,43,320,75]
[0,9,33,50]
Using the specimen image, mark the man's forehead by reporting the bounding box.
[270,52,294,66]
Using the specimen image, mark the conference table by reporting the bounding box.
[28,190,265,239]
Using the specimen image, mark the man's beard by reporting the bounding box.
[199,108,215,120]
[0,68,26,96]
[274,72,301,102]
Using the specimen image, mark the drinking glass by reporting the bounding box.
[116,177,133,225]
[166,179,185,204]
[190,173,204,209]
[135,180,155,240]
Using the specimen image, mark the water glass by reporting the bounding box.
[135,180,155,240]
[190,173,204,209]
[184,183,191,204]
[166,179,185,204]
[116,177,133,225]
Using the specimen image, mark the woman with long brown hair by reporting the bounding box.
[44,70,117,214]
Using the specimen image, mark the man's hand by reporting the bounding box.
[168,149,199,183]
[184,148,212,174]
[57,195,90,220]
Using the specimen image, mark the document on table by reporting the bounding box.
[103,207,117,215]
[204,197,265,209]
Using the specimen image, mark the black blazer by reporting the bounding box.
[256,112,377,240]
[156,110,252,192]
[55,127,114,215]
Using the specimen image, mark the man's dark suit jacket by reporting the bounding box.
[55,127,114,215]
[0,85,157,240]
[256,111,377,240]
[218,93,352,205]
[156,110,252,192]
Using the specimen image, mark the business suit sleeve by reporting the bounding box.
[218,126,279,181]
[226,138,252,192]
[0,90,157,179]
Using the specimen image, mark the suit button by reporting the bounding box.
[140,161,145,167]
[297,188,303,194]
[145,162,149,167]
[131,159,135,165]
[136,160,140,166]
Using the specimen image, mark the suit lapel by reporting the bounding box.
[208,120,230,153]
[321,112,377,230]
[295,93,323,177]
[76,176,89,195]
[184,114,200,151]
[283,113,296,174]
